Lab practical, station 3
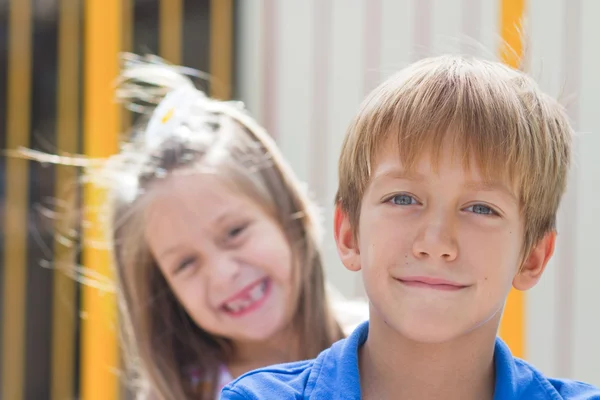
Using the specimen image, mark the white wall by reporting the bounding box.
[236,0,600,385]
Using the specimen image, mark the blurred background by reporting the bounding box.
[0,0,599,399]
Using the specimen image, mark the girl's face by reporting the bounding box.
[144,172,296,343]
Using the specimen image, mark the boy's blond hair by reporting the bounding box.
[336,55,572,258]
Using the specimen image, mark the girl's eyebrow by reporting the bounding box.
[155,206,248,259]
[157,244,184,259]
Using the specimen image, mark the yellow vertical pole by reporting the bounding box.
[210,0,233,100]
[159,0,183,64]
[50,0,81,399]
[499,0,525,70]
[121,0,133,136]
[122,0,133,53]
[80,0,121,398]
[498,0,526,359]
[1,0,33,397]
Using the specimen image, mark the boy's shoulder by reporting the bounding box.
[545,376,600,399]
[221,321,368,400]
[219,359,317,400]
[513,362,600,399]
[495,339,600,399]
[541,374,600,399]
[221,321,600,400]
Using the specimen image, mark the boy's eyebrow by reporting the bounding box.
[368,168,426,193]
[463,181,518,202]
[370,169,518,201]
[371,169,425,183]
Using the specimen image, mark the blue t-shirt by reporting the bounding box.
[221,321,600,399]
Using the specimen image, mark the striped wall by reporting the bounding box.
[0,1,234,399]
[236,0,600,385]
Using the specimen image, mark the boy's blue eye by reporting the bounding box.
[390,194,417,206]
[466,204,497,216]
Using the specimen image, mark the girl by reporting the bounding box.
[92,54,365,399]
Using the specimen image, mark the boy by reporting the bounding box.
[220,55,600,399]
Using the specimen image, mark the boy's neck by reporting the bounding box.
[359,312,499,400]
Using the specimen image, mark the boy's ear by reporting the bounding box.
[513,231,556,291]
[333,204,361,272]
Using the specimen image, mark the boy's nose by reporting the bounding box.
[412,218,458,262]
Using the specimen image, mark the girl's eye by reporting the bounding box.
[225,223,251,245]
[175,256,196,273]
[389,194,418,206]
[228,223,248,238]
[465,204,498,216]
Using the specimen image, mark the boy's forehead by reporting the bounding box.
[371,137,467,173]
[369,138,519,195]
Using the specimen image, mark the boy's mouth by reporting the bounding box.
[221,278,271,316]
[396,276,467,291]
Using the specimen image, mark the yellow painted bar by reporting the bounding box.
[1,0,33,398]
[498,0,526,359]
[500,0,525,69]
[210,0,233,99]
[80,0,121,398]
[122,0,133,52]
[50,0,80,399]
[121,0,133,136]
[160,0,183,64]
[119,3,132,397]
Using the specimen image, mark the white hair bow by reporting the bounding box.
[143,85,207,149]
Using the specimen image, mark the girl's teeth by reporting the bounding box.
[249,281,266,301]
[224,280,268,313]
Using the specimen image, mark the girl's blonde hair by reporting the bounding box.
[103,54,343,399]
